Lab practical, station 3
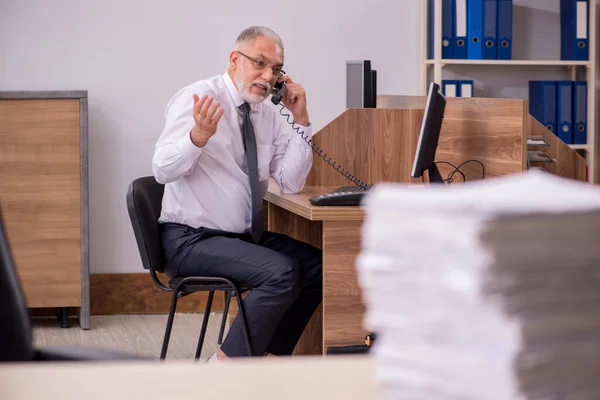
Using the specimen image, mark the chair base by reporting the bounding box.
[217,291,232,345]
[159,276,251,360]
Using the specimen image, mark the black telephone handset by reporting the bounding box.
[271,80,285,105]
[271,77,370,191]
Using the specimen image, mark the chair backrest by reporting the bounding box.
[126,176,166,273]
[0,205,35,362]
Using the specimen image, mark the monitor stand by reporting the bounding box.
[427,164,444,184]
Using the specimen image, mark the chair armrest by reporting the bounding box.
[34,346,147,362]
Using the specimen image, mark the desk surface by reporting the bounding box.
[0,355,380,400]
[266,180,365,221]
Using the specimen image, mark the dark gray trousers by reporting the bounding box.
[159,223,323,357]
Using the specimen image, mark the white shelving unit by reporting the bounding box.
[420,0,597,182]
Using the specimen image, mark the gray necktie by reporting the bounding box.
[239,102,264,243]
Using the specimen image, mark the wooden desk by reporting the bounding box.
[265,181,367,354]
[246,98,586,355]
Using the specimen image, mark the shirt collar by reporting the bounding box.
[222,71,245,109]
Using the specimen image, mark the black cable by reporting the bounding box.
[455,159,485,180]
[434,161,460,170]
[434,161,465,184]
[446,168,466,184]
[434,160,485,184]
[278,104,371,191]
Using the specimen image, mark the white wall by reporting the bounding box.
[0,0,422,273]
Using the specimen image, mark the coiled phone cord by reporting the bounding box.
[277,104,371,191]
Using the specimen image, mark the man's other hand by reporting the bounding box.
[190,94,224,147]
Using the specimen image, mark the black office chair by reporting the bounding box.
[0,205,144,362]
[126,176,252,360]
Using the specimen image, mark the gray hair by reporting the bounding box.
[235,26,284,54]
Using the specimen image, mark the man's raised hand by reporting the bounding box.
[190,94,224,148]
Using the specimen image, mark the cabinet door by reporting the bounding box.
[0,99,82,308]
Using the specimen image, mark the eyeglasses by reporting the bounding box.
[236,51,285,77]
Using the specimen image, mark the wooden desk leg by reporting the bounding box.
[227,203,323,356]
[322,220,369,352]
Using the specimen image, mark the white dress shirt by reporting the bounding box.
[152,72,313,233]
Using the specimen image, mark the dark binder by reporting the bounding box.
[556,81,574,144]
[467,0,484,59]
[529,81,557,134]
[442,79,458,97]
[453,0,468,58]
[573,81,587,144]
[459,80,474,97]
[560,0,589,60]
[482,0,498,59]
[429,0,455,59]
[496,0,513,60]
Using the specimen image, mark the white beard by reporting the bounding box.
[234,67,271,104]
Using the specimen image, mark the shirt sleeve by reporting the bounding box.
[269,113,314,194]
[152,86,206,184]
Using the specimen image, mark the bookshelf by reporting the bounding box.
[420,0,598,183]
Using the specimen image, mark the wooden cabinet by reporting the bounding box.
[0,91,89,329]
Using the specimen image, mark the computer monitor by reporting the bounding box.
[411,82,447,184]
[346,60,376,108]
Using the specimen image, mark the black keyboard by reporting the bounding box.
[309,185,373,206]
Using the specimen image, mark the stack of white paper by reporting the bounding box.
[356,170,600,400]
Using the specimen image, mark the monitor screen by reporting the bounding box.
[411,82,447,183]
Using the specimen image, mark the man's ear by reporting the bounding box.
[229,50,240,70]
